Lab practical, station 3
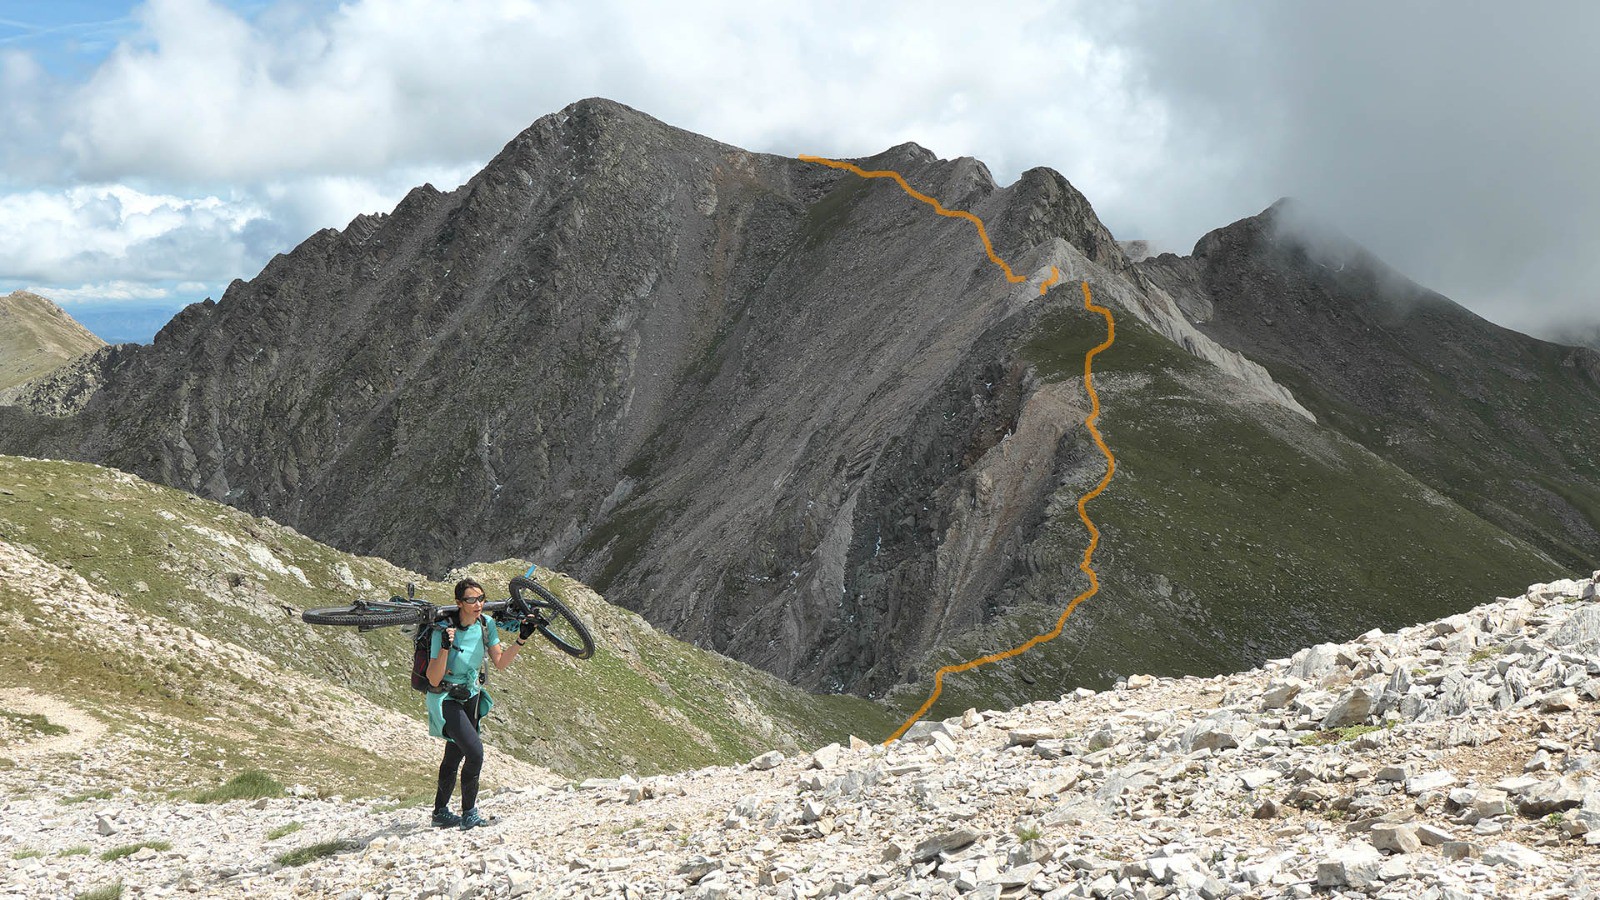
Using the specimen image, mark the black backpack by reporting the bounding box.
[410,613,490,693]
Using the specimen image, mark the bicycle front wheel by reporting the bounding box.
[509,577,595,659]
[302,600,428,628]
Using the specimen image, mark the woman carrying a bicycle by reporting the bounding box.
[426,577,538,829]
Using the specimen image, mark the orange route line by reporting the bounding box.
[799,155,1034,290]
[795,155,1114,744]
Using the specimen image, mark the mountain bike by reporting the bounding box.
[301,575,595,659]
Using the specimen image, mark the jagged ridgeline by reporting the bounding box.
[0,98,1595,715]
[0,455,892,796]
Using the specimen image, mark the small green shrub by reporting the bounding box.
[60,846,91,856]
[75,884,122,900]
[99,841,170,861]
[265,822,303,841]
[0,711,67,737]
[12,849,41,859]
[275,839,359,867]
[64,789,114,805]
[1467,646,1504,664]
[372,791,431,813]
[1299,721,1392,746]
[1015,824,1043,843]
[194,770,283,803]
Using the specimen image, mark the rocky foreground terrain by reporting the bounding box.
[5,573,1600,899]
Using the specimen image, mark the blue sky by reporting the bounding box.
[0,2,140,72]
[1,1,1597,344]
[0,1,276,73]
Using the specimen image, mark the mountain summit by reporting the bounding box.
[0,99,1590,709]
[0,290,104,394]
[1141,203,1600,571]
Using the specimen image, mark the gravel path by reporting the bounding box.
[4,573,1600,899]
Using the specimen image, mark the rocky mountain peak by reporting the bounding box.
[3,289,51,306]
[0,289,95,332]
[1188,199,1458,319]
[880,140,938,164]
[2,101,1592,711]
[0,290,105,396]
[1140,196,1600,578]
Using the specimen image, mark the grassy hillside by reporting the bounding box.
[0,455,894,801]
[0,291,104,392]
[1140,220,1600,577]
[886,293,1562,719]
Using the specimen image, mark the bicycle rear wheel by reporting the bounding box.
[509,577,595,659]
[302,599,428,628]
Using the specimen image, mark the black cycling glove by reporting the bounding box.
[518,619,538,641]
[437,626,453,650]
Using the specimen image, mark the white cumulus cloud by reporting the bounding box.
[3,0,1168,341]
[5,0,1595,336]
[0,183,265,283]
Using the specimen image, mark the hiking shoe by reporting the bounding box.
[431,808,462,828]
[459,808,492,830]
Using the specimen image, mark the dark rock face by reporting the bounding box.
[0,344,132,416]
[0,101,1588,702]
[0,99,1124,692]
[1140,202,1600,571]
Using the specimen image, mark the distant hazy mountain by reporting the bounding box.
[0,100,1584,716]
[68,302,190,345]
[0,291,104,393]
[1141,201,1600,573]
[1549,323,1600,352]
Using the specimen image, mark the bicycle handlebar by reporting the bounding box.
[416,598,533,629]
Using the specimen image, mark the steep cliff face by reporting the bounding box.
[1141,201,1600,573]
[0,101,1578,704]
[3,100,1146,691]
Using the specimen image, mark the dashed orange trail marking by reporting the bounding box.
[796,155,1115,744]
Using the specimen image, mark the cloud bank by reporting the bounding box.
[1,0,1595,339]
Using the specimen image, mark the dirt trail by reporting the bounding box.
[0,687,106,760]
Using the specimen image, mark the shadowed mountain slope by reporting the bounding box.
[0,101,1582,706]
[0,99,1140,694]
[1140,202,1600,574]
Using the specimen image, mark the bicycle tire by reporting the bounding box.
[509,577,595,659]
[302,601,428,628]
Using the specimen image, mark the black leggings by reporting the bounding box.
[434,697,484,813]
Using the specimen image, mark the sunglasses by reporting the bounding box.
[458,596,485,605]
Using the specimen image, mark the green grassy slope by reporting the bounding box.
[0,456,894,798]
[0,292,104,392]
[886,294,1562,719]
[1143,219,1600,576]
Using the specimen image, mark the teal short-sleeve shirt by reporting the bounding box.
[425,613,500,739]
[429,614,500,686]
